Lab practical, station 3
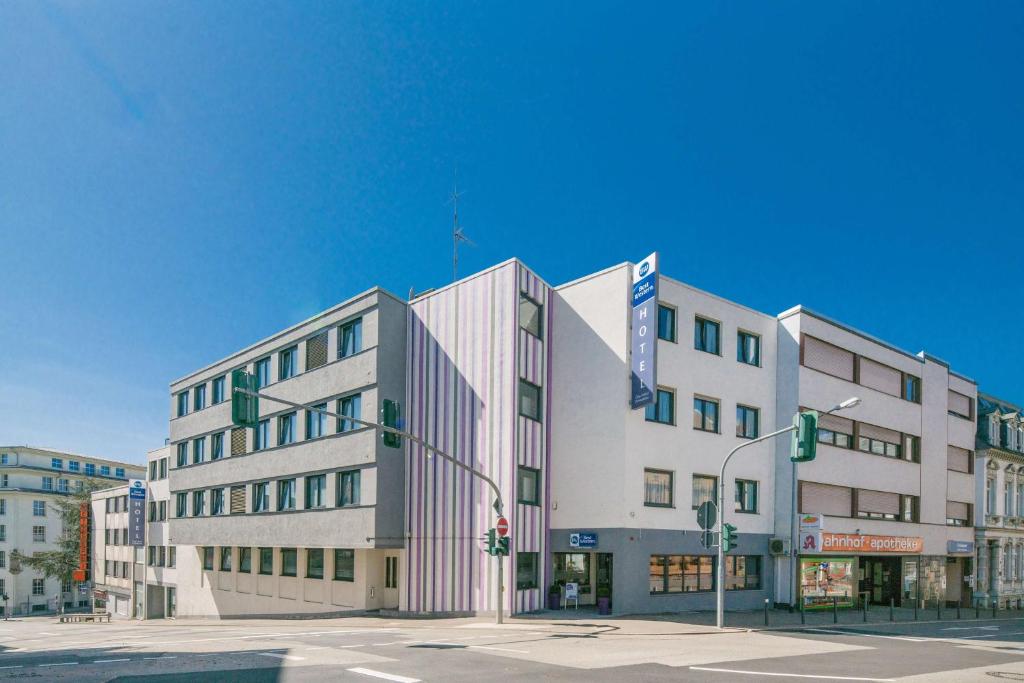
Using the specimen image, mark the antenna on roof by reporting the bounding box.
[449,167,475,282]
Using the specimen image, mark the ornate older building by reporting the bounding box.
[975,394,1024,608]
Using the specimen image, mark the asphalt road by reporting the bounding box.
[3,615,1024,681]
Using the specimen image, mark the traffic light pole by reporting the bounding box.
[234,387,508,624]
[716,424,797,630]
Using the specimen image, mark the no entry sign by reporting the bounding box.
[496,516,509,537]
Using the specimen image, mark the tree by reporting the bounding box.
[12,480,106,595]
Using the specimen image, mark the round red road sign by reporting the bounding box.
[496,516,509,537]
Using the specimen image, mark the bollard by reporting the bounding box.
[957,604,961,620]
[937,600,941,621]
[914,601,918,621]
[833,596,839,624]
[764,598,770,626]
[800,596,805,625]
[976,600,980,619]
[889,597,894,622]
[993,598,998,619]
[863,596,868,623]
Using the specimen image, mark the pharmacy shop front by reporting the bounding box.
[799,532,970,609]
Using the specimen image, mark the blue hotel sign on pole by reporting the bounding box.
[630,252,659,409]
[128,479,146,547]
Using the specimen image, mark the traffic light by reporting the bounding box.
[791,410,819,462]
[231,369,259,429]
[722,523,738,552]
[497,536,510,556]
[486,528,496,556]
[380,399,402,448]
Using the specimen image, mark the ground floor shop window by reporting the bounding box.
[800,557,855,608]
[553,552,591,594]
[724,556,761,590]
[517,552,538,589]
[649,555,714,594]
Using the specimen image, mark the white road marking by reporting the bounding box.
[690,667,894,681]
[258,652,305,661]
[942,625,999,631]
[0,666,23,670]
[39,662,77,667]
[339,644,366,648]
[144,656,177,660]
[94,658,130,663]
[956,631,1024,640]
[303,646,328,650]
[371,641,407,647]
[469,645,529,654]
[802,628,926,642]
[38,632,58,636]
[347,667,421,683]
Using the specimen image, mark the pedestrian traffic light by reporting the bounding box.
[791,410,818,462]
[380,399,402,448]
[497,536,510,556]
[486,528,496,555]
[722,523,738,552]
[231,369,259,429]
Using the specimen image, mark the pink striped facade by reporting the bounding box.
[404,260,551,614]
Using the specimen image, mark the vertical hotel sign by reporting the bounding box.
[630,252,658,408]
[128,479,146,547]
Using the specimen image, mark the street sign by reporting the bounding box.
[496,516,509,538]
[697,500,717,530]
[700,530,716,549]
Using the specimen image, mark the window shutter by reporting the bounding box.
[857,489,900,515]
[946,500,969,519]
[306,331,328,371]
[800,482,852,517]
[948,390,972,417]
[817,412,854,434]
[803,337,855,381]
[230,485,246,514]
[947,446,971,473]
[858,423,902,444]
[230,427,247,456]
[858,358,902,397]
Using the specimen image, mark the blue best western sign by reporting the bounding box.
[630,252,658,409]
[569,532,598,549]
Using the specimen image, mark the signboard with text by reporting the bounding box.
[569,532,598,549]
[128,479,146,547]
[73,502,89,582]
[630,252,658,409]
[819,532,923,554]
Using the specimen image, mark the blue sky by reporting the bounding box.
[1,2,1022,464]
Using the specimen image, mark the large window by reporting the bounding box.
[176,442,188,467]
[192,490,206,516]
[202,547,214,571]
[724,556,762,590]
[644,469,673,507]
[211,432,224,461]
[32,500,46,516]
[657,304,676,342]
[239,547,252,573]
[176,391,189,417]
[307,404,328,439]
[307,549,324,579]
[645,388,675,425]
[211,488,225,515]
[692,475,717,509]
[334,549,355,581]
[278,412,296,446]
[516,552,538,589]
[219,547,232,571]
[277,479,296,511]
[280,548,297,577]
[693,396,719,433]
[278,346,297,381]
[737,331,760,366]
[519,380,542,421]
[902,374,921,403]
[553,553,590,593]
[338,394,362,433]
[253,482,270,512]
[517,466,540,505]
[194,384,206,411]
[649,555,714,593]
[212,375,225,404]
[520,294,543,339]
[259,547,273,575]
[736,405,759,439]
[254,357,271,389]
[339,318,363,358]
[175,492,187,518]
[694,317,720,354]
[32,525,45,542]
[338,470,361,507]
[255,419,269,451]
[192,437,205,464]
[735,479,758,513]
[305,475,326,509]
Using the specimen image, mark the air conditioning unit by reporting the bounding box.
[769,538,790,556]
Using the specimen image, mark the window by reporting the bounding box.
[338,470,361,507]
[239,547,252,573]
[694,317,720,354]
[33,500,45,516]
[212,375,226,404]
[158,546,166,567]
[338,394,361,433]
[1018,482,1024,517]
[159,458,167,478]
[339,318,363,358]
[278,412,296,446]
[100,465,110,476]
[1007,482,1014,517]
[855,489,918,522]
[987,478,996,515]
[0,526,5,542]
[194,384,207,411]
[202,546,214,571]
[692,475,717,509]
[211,432,224,460]
[0,499,5,515]
[42,476,53,491]
[385,557,398,588]
[51,458,62,470]
[735,480,758,513]
[649,555,714,593]
[334,549,354,581]
[277,479,296,511]
[0,552,4,568]
[724,556,762,590]
[68,461,80,473]
[517,467,540,505]
[32,578,45,596]
[177,391,189,417]
[736,405,759,439]
[902,374,921,403]
[306,331,328,370]
[305,475,326,509]
[231,427,247,456]
[946,501,971,527]
[211,488,225,515]
[57,479,69,493]
[149,461,157,479]
[281,548,297,577]
[192,437,205,464]
[176,442,188,467]
[192,490,206,516]
[253,482,270,512]
[259,547,273,575]
[693,396,719,433]
[278,346,297,381]
[159,500,167,521]
[255,419,270,450]
[645,388,675,425]
[644,469,673,507]
[219,546,232,571]
[0,453,6,464]
[307,549,324,579]
[32,525,45,542]
[148,501,157,522]
[176,492,187,518]
[857,434,902,460]
[520,294,543,339]
[307,404,328,439]
[817,429,853,449]
[85,463,95,475]
[254,357,271,389]
[519,380,542,421]
[657,304,676,342]
[516,552,538,589]
[737,331,760,366]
